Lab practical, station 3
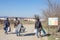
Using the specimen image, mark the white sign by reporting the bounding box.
[48,18,58,26]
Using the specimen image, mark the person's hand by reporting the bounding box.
[39,28,41,31]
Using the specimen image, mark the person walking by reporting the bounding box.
[4,18,10,34]
[35,17,42,38]
[14,17,21,36]
[35,16,46,38]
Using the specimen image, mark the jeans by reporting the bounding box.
[15,27,21,36]
[4,27,8,33]
[35,29,41,37]
[16,30,20,36]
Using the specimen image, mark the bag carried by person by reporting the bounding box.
[34,29,37,33]
[7,27,11,32]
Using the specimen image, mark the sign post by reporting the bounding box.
[48,17,58,34]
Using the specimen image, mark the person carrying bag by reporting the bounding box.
[4,18,11,34]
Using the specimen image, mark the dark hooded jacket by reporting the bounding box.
[35,21,42,29]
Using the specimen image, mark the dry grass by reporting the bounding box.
[0,20,60,40]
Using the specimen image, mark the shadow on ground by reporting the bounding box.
[8,32,16,34]
[41,34,51,37]
[7,32,51,37]
[7,32,35,36]
[23,33,35,36]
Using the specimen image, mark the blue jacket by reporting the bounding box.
[4,20,10,27]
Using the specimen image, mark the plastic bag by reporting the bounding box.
[7,27,11,32]
[34,29,37,33]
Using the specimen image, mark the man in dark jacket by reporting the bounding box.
[35,18,42,38]
[4,18,10,34]
[35,17,46,38]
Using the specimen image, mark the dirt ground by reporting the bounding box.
[0,24,48,40]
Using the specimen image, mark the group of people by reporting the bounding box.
[3,17,47,38]
[4,18,25,36]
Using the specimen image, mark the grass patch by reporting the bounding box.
[48,35,60,40]
[48,35,55,40]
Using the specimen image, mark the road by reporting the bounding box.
[0,24,48,40]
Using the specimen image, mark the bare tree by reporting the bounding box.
[42,0,60,19]
[42,0,60,33]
